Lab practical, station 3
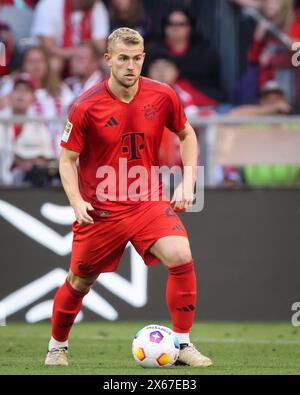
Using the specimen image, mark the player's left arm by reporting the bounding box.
[171,121,198,211]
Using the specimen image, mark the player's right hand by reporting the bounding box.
[73,200,94,226]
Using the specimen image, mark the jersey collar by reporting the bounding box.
[104,77,143,104]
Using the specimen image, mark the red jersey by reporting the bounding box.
[61,77,187,219]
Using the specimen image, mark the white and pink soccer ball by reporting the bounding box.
[132,324,180,368]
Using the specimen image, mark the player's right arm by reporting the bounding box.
[60,147,94,226]
[60,100,94,225]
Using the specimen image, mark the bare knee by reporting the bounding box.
[67,271,97,293]
[164,247,192,267]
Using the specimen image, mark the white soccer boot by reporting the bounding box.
[45,347,68,366]
[177,343,213,367]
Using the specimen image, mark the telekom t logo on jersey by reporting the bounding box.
[121,132,145,161]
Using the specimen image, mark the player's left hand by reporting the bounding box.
[171,182,194,212]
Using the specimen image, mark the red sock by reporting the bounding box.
[52,280,88,342]
[166,260,197,333]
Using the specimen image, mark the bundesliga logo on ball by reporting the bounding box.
[132,324,180,368]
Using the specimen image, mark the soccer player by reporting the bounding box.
[45,27,212,368]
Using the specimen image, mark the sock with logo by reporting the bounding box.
[48,336,69,351]
[51,279,88,344]
[166,260,197,342]
[174,332,191,349]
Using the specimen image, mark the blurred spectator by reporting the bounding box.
[20,46,75,158]
[31,0,109,62]
[65,41,104,97]
[246,0,300,105]
[148,55,217,117]
[0,73,54,186]
[0,46,75,112]
[108,0,151,39]
[0,0,35,52]
[229,80,300,186]
[0,46,75,157]
[230,80,291,116]
[145,7,225,102]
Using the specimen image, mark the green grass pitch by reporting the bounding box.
[0,321,299,375]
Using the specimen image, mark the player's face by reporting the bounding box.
[106,42,145,88]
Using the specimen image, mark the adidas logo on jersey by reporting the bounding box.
[105,117,118,127]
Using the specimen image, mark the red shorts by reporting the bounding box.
[70,201,188,277]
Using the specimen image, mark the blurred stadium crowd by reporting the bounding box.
[0,0,300,187]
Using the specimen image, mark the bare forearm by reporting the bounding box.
[59,160,83,207]
[179,130,198,185]
[171,125,198,211]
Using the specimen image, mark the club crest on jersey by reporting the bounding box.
[142,104,158,121]
[62,120,73,143]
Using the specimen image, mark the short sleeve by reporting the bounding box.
[165,87,187,133]
[60,102,87,153]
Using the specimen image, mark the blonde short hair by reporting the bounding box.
[107,27,144,53]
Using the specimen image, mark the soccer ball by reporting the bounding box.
[132,324,180,368]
